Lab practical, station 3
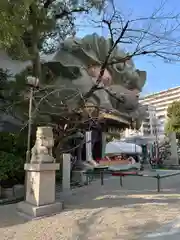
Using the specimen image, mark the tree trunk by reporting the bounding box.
[28,4,42,81]
[32,43,42,81]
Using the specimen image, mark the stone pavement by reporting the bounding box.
[1,175,180,239]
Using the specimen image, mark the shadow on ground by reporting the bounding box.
[0,204,28,228]
[64,192,178,207]
[59,178,180,210]
[69,205,163,240]
[60,175,180,208]
[58,177,180,239]
[1,175,180,238]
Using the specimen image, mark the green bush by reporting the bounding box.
[0,132,26,185]
[0,151,24,181]
[0,132,26,157]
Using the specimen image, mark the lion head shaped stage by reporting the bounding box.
[41,33,147,130]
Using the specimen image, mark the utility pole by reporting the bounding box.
[26,76,39,163]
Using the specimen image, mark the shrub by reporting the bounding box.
[0,151,24,185]
[0,132,26,186]
[0,132,26,157]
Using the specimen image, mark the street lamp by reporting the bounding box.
[26,76,39,163]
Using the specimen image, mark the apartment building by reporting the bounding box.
[124,104,158,138]
[140,105,158,136]
[139,86,180,135]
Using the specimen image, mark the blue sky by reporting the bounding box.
[76,0,180,95]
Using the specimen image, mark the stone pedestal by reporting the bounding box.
[17,163,62,218]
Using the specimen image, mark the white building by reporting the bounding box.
[140,105,158,136]
[139,86,180,135]
[124,104,159,138]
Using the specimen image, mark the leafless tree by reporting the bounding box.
[83,0,180,97]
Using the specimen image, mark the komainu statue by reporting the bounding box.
[42,33,147,129]
[31,126,55,163]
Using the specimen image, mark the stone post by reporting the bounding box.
[101,132,106,158]
[62,154,71,192]
[17,126,62,218]
[169,132,179,165]
[86,131,92,161]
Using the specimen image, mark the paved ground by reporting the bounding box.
[1,175,180,239]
